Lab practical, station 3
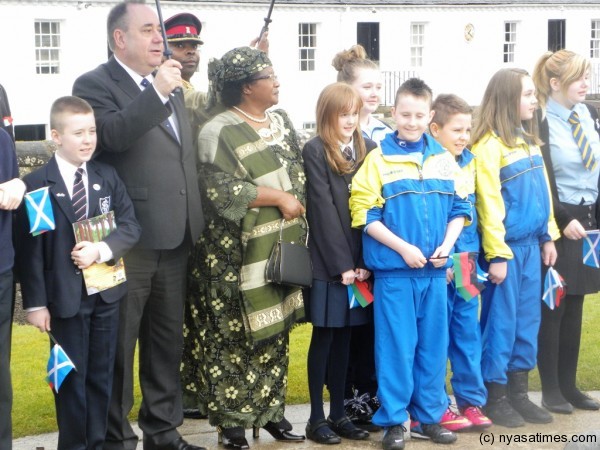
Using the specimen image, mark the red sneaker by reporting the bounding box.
[460,406,492,429]
[440,407,473,432]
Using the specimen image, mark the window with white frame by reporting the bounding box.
[299,23,316,71]
[591,20,600,59]
[410,23,425,67]
[503,21,517,63]
[35,20,61,74]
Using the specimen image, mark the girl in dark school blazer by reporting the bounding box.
[302,82,377,445]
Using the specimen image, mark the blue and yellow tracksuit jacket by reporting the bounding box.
[350,132,472,277]
[472,132,560,262]
[454,148,479,253]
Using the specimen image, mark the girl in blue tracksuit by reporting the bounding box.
[350,78,470,448]
[471,68,560,428]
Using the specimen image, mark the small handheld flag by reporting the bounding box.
[582,230,600,268]
[46,333,76,393]
[24,186,55,236]
[542,267,566,310]
[452,252,486,301]
[347,279,374,309]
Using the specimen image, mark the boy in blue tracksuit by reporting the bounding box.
[430,94,491,431]
[350,79,471,450]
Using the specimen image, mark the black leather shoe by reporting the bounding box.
[327,416,369,440]
[541,397,573,414]
[254,418,305,441]
[563,391,600,411]
[146,436,206,450]
[305,419,341,445]
[217,426,249,449]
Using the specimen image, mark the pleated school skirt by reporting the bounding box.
[305,279,372,328]
[554,202,600,296]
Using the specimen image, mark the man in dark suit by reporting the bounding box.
[16,96,141,449]
[72,2,205,450]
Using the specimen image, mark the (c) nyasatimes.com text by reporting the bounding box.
[479,431,598,446]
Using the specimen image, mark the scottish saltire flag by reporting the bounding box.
[24,186,55,236]
[582,230,600,268]
[542,267,566,310]
[347,280,374,309]
[47,342,76,393]
[452,252,487,301]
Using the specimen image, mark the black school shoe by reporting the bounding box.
[410,421,457,444]
[327,416,369,440]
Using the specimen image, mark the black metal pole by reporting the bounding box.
[154,0,172,59]
[258,0,276,42]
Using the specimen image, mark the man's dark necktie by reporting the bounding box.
[140,78,179,142]
[72,167,87,221]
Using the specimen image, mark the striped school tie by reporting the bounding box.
[342,146,354,162]
[72,168,87,221]
[568,111,598,171]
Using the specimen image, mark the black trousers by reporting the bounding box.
[0,270,13,449]
[52,292,119,450]
[105,240,190,450]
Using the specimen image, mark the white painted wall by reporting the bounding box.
[1,1,599,135]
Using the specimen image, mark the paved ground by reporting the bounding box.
[13,393,600,450]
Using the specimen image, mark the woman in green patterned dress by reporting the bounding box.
[188,46,307,449]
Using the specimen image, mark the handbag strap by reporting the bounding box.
[278,215,309,246]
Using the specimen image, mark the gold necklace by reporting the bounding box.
[232,106,269,123]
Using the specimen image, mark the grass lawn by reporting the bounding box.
[11,293,600,438]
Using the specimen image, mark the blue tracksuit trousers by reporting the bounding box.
[447,285,487,407]
[372,276,448,426]
[480,243,541,384]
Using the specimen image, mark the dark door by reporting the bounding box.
[548,19,566,52]
[357,22,379,62]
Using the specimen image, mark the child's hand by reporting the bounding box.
[71,241,100,269]
[541,240,557,266]
[399,244,427,269]
[429,246,450,268]
[563,219,587,240]
[340,269,356,285]
[0,178,26,210]
[446,267,454,284]
[356,268,371,281]
[27,308,51,332]
[488,261,507,284]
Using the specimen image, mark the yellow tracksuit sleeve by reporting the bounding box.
[473,135,514,262]
[350,150,385,228]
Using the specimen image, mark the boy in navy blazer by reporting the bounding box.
[16,96,140,450]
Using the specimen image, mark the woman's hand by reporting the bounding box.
[277,192,305,220]
[563,219,587,240]
[446,267,454,284]
[488,261,507,284]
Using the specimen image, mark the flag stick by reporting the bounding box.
[258,0,276,42]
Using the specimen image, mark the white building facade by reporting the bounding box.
[1,0,600,137]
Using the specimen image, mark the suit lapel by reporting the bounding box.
[106,57,145,102]
[46,157,77,224]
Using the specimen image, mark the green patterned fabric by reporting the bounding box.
[187,108,306,427]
